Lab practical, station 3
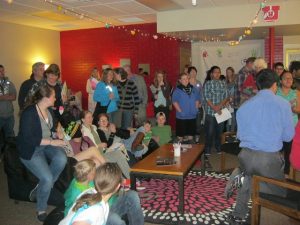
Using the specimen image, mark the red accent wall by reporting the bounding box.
[264,36,283,67]
[60,23,185,111]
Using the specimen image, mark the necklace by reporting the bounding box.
[36,104,53,138]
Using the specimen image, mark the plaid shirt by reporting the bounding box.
[203,79,228,116]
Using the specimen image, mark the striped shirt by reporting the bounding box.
[117,80,139,112]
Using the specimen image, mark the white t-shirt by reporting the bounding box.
[59,188,109,225]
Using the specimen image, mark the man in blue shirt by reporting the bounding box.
[228,69,295,224]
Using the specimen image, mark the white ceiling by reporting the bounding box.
[0,0,299,41]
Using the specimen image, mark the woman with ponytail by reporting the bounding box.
[59,162,122,225]
[17,85,67,222]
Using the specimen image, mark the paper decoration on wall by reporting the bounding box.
[138,64,150,74]
[120,59,131,67]
[262,6,280,22]
[251,49,258,57]
[202,50,208,58]
[102,65,112,69]
[217,49,223,58]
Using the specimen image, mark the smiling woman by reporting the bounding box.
[17,85,67,222]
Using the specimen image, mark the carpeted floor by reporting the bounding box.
[139,171,246,225]
[1,152,299,225]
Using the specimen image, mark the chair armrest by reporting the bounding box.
[252,175,300,197]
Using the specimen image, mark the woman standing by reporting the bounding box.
[17,85,67,222]
[277,71,300,175]
[225,67,237,132]
[27,64,67,120]
[86,67,99,113]
[93,68,119,124]
[203,66,228,155]
[172,73,201,142]
[149,70,172,123]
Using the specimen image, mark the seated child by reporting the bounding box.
[62,161,144,225]
[64,159,96,216]
[151,112,172,146]
[59,162,122,225]
[123,121,152,158]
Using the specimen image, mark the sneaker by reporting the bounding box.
[225,167,245,199]
[122,179,146,190]
[226,214,248,225]
[37,211,47,222]
[136,180,146,190]
[29,184,39,202]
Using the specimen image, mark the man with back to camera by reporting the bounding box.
[227,69,295,224]
[18,62,45,110]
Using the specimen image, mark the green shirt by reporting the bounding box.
[276,88,298,125]
[64,179,94,216]
[151,125,172,146]
[64,178,118,216]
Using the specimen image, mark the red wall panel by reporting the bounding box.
[60,23,182,111]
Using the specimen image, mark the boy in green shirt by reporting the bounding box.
[151,112,172,146]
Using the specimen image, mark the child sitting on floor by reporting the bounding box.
[151,112,172,146]
[59,162,122,225]
[63,159,96,216]
[123,121,152,159]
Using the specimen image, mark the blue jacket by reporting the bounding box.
[93,82,119,113]
[17,105,55,160]
[172,85,200,119]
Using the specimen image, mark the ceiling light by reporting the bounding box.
[192,0,197,6]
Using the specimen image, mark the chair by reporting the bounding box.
[251,175,300,225]
[220,132,241,171]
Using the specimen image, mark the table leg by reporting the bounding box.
[201,153,206,176]
[130,173,137,190]
[178,177,184,214]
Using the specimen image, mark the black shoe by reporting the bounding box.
[37,212,47,222]
[224,168,244,199]
[226,214,247,225]
[29,184,39,202]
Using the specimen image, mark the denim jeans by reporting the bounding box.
[0,115,15,138]
[113,110,133,129]
[204,114,224,153]
[106,190,144,225]
[20,145,67,212]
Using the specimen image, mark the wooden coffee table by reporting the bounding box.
[130,143,205,214]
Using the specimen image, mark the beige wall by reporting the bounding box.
[0,21,60,133]
[158,1,300,32]
[283,35,300,67]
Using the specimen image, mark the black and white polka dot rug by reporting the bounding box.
[139,171,251,225]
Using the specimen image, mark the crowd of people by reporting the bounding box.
[0,58,300,224]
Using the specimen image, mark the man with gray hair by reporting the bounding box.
[123,65,148,127]
[18,62,45,110]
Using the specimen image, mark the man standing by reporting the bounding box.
[123,65,148,127]
[236,57,256,107]
[18,62,44,110]
[0,65,17,139]
[289,61,300,91]
[228,69,295,224]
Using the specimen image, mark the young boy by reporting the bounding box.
[123,121,152,158]
[151,112,172,146]
[64,159,96,216]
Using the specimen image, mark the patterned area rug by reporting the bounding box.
[139,171,251,225]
